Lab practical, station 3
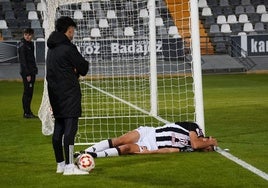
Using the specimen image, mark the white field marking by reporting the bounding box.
[216,147,268,181]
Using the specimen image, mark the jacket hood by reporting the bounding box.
[47,31,70,49]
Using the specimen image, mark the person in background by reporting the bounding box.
[18,28,38,118]
[46,16,89,175]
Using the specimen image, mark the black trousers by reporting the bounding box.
[52,117,78,164]
[22,75,36,114]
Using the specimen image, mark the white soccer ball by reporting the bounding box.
[77,153,95,172]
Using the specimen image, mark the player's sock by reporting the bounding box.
[96,147,120,158]
[85,139,113,152]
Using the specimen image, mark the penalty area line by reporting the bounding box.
[216,147,268,181]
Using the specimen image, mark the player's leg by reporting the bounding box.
[52,118,65,173]
[63,117,78,165]
[112,130,140,146]
[63,117,88,175]
[84,129,140,153]
[92,144,140,158]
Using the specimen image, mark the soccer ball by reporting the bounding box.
[77,153,95,172]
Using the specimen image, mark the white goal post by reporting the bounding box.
[39,0,204,144]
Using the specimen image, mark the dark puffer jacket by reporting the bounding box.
[46,31,89,118]
[18,38,38,77]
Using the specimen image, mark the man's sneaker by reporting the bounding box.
[63,164,89,175]
[56,161,65,173]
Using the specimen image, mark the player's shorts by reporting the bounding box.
[135,126,158,151]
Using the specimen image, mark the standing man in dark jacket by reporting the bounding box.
[18,28,38,118]
[46,16,89,175]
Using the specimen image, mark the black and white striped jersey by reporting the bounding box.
[155,122,204,151]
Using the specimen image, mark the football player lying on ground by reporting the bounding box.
[75,122,218,158]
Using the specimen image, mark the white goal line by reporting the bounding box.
[216,147,268,181]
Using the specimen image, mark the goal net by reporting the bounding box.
[39,0,204,144]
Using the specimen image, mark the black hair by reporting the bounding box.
[23,28,34,35]
[55,16,77,33]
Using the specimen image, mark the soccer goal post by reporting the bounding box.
[39,0,204,144]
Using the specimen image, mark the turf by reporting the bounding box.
[0,74,268,187]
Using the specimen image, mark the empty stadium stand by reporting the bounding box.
[0,0,267,58]
[199,0,268,54]
[0,0,44,40]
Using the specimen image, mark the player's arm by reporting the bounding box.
[135,147,180,154]
[70,45,89,76]
[189,131,217,150]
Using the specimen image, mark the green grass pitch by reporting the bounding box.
[0,74,268,187]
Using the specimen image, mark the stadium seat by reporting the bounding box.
[107,10,117,19]
[113,27,124,38]
[19,19,31,29]
[2,2,12,12]
[124,26,135,37]
[204,16,215,28]
[261,13,268,22]
[235,6,245,15]
[74,10,83,20]
[245,5,255,14]
[6,19,19,29]
[1,29,12,40]
[109,18,117,28]
[207,0,218,7]
[37,2,46,12]
[31,20,41,28]
[241,0,251,6]
[155,17,164,26]
[250,14,260,23]
[223,7,233,15]
[28,11,38,20]
[198,0,208,8]
[95,9,105,19]
[139,8,149,18]
[243,23,254,32]
[201,7,212,17]
[90,28,101,38]
[92,1,101,10]
[256,5,267,14]
[229,0,240,6]
[251,0,262,6]
[227,15,238,24]
[125,1,134,11]
[209,24,220,34]
[4,10,15,20]
[168,26,179,36]
[0,20,8,29]
[81,2,91,11]
[231,24,242,34]
[26,2,36,11]
[254,22,265,32]
[219,0,229,7]
[213,7,222,15]
[17,11,28,20]
[238,14,249,23]
[217,15,227,24]
[157,26,168,36]
[221,23,232,33]
[99,18,109,28]
[34,28,44,38]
